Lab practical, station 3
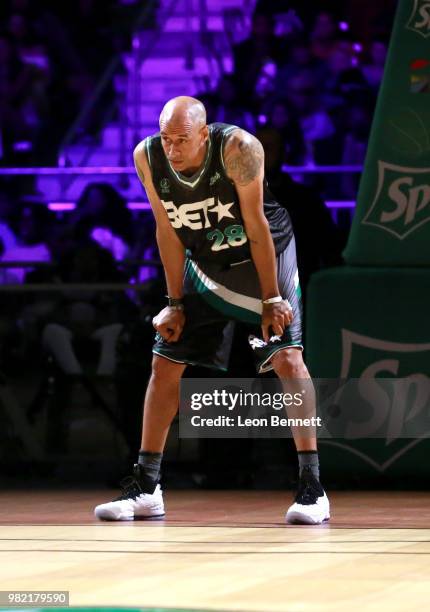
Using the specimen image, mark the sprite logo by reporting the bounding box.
[362,161,430,239]
[406,0,430,37]
[323,329,430,472]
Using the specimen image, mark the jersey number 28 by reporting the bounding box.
[206,224,247,251]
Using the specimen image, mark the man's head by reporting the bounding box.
[159,96,209,173]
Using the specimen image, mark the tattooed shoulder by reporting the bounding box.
[224,129,264,186]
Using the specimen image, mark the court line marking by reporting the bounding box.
[1,538,430,544]
[1,549,430,555]
[1,524,430,530]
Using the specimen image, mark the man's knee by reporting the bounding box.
[151,353,186,383]
[272,347,307,378]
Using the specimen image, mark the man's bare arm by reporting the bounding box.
[223,129,279,299]
[224,130,265,187]
[133,141,185,299]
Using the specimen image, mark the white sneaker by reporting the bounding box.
[94,465,165,521]
[286,467,330,525]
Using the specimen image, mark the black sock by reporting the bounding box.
[137,451,163,491]
[298,450,319,480]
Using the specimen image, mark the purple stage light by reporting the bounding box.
[258,114,267,125]
[48,201,151,212]
[48,202,76,211]
[128,202,151,210]
[13,141,32,152]
[353,42,363,53]
[339,21,349,32]
[47,200,353,212]
[281,164,362,173]
[0,165,364,176]
[0,166,137,175]
[325,201,355,209]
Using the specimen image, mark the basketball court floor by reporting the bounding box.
[1,489,430,611]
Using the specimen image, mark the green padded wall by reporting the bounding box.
[306,267,430,481]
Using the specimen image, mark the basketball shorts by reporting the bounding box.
[153,236,303,374]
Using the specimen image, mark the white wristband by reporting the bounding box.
[262,296,283,305]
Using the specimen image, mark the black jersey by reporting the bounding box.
[145,122,293,266]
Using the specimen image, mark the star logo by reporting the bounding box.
[209,200,235,222]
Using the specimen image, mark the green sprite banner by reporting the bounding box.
[344,0,430,266]
[306,267,430,481]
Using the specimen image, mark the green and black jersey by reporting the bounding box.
[144,122,293,266]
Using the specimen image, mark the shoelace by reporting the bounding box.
[295,477,323,505]
[114,475,144,501]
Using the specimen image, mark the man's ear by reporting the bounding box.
[201,125,209,142]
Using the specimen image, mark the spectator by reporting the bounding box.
[129,214,160,285]
[276,38,329,91]
[310,11,339,61]
[41,241,135,377]
[253,59,279,114]
[73,183,135,258]
[262,99,306,165]
[213,75,256,133]
[0,203,54,284]
[233,13,280,104]
[0,189,18,253]
[362,39,388,90]
[321,39,370,110]
[285,71,336,163]
[0,31,47,163]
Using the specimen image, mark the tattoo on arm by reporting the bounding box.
[225,135,264,186]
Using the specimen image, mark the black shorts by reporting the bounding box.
[153,237,303,374]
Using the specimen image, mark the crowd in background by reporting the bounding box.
[0,0,395,384]
[0,0,156,165]
[201,2,395,198]
[0,0,394,172]
[0,0,396,474]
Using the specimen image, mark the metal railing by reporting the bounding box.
[0,165,364,176]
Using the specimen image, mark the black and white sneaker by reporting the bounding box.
[285,466,330,525]
[94,464,165,521]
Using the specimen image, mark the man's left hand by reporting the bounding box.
[261,300,293,342]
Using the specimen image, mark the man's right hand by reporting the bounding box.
[152,306,185,343]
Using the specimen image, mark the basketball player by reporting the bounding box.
[94,96,330,524]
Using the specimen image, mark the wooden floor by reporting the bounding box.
[1,490,430,611]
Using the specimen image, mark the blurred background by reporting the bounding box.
[0,0,401,490]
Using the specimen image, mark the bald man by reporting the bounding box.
[94,96,330,525]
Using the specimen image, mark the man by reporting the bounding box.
[94,96,330,524]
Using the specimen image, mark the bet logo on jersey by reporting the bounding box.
[161,197,235,229]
